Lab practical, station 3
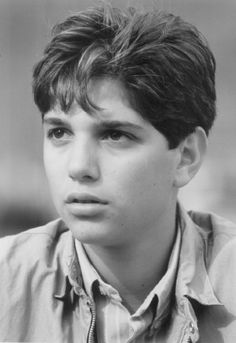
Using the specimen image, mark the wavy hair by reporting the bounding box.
[32,4,216,148]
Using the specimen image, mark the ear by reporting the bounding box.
[173,127,208,188]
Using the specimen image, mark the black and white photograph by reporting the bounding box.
[0,0,236,342]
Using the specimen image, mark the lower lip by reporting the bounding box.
[65,202,107,217]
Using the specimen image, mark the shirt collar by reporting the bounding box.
[176,203,221,306]
[55,203,222,313]
[74,220,182,327]
[75,239,122,301]
[133,223,181,320]
[53,230,85,301]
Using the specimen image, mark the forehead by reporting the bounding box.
[44,77,149,127]
[88,77,130,107]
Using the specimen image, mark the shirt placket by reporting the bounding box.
[178,299,199,343]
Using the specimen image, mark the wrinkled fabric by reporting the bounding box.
[74,226,181,342]
[0,206,236,342]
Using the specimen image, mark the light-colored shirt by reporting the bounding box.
[75,227,181,342]
[1,206,236,342]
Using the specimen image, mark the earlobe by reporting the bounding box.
[173,127,208,188]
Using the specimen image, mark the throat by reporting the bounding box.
[83,238,175,312]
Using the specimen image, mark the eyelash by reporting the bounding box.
[46,127,137,143]
[101,129,135,141]
[47,128,70,140]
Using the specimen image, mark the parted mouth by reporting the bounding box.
[65,192,108,205]
[72,199,100,204]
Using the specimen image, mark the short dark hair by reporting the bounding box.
[32,4,216,148]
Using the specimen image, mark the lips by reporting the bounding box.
[65,192,108,205]
[65,193,108,218]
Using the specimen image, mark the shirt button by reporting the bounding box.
[189,322,195,334]
[155,321,161,329]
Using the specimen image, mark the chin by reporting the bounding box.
[67,221,110,245]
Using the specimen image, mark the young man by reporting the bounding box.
[1,4,236,343]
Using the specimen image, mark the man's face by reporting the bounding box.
[43,78,179,248]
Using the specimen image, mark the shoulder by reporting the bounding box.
[188,210,236,253]
[188,210,236,266]
[189,210,236,314]
[0,218,69,261]
[0,219,71,340]
[0,218,70,284]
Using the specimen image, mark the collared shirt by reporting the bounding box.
[1,206,236,342]
[75,226,181,342]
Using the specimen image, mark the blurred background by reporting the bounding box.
[0,0,236,237]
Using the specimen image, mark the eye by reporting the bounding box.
[50,128,65,139]
[47,127,71,142]
[107,130,124,141]
[102,129,130,142]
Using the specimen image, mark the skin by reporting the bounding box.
[43,77,206,311]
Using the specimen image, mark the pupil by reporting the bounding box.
[55,129,63,138]
[111,132,121,140]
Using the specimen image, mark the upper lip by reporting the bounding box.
[65,192,108,204]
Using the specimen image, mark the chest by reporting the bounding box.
[77,298,198,343]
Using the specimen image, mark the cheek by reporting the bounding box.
[110,153,174,205]
[44,151,55,185]
[43,149,65,200]
[107,155,176,232]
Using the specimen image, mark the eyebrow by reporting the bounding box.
[96,120,143,131]
[43,117,144,131]
[42,117,68,126]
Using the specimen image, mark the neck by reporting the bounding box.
[84,206,177,313]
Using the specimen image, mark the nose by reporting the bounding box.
[68,137,100,183]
